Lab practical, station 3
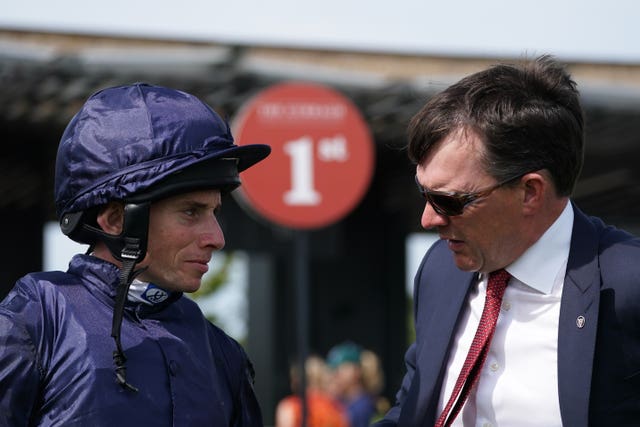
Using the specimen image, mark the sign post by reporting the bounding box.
[233,82,374,426]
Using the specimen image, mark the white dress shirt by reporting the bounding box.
[438,203,574,427]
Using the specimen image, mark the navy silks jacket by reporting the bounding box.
[0,254,263,426]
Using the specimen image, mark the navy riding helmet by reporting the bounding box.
[53,83,270,390]
[56,82,270,255]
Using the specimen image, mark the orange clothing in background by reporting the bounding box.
[275,391,349,427]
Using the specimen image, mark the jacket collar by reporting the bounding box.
[67,254,181,315]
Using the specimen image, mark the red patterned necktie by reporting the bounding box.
[434,269,511,427]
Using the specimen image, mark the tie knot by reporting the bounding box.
[487,269,510,297]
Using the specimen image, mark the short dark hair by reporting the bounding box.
[407,55,584,196]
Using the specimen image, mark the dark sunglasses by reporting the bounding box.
[415,173,527,216]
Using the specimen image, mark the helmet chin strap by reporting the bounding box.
[64,202,150,392]
[107,203,150,392]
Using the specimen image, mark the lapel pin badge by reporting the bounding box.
[576,315,586,329]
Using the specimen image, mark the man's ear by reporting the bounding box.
[96,201,124,235]
[520,171,548,215]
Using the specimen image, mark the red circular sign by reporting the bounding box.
[233,82,375,230]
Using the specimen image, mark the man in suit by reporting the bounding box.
[375,55,640,426]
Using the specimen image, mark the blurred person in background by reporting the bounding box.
[359,349,390,423]
[275,355,349,427]
[326,342,377,427]
[0,83,270,426]
[374,55,640,426]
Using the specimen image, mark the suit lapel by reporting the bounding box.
[399,242,476,426]
[557,206,601,426]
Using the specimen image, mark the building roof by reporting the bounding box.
[1,30,640,231]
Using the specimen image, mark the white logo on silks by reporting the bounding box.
[142,284,169,304]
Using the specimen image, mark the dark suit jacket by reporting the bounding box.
[375,205,640,427]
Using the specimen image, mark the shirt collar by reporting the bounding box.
[128,279,172,305]
[506,202,573,294]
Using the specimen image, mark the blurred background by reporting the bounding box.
[2,1,640,425]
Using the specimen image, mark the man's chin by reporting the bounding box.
[453,256,480,272]
[181,279,203,293]
[154,278,201,294]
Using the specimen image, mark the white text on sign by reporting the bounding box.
[283,135,349,206]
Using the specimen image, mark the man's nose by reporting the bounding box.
[199,216,226,250]
[421,202,448,230]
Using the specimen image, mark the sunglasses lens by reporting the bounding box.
[429,194,464,216]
